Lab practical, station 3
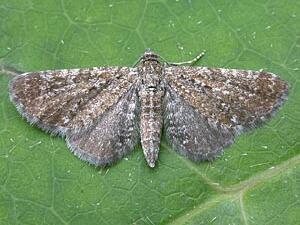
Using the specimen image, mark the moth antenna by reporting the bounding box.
[169,50,206,66]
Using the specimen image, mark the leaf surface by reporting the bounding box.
[0,0,299,224]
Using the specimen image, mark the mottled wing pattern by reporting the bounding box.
[164,88,235,161]
[66,86,140,166]
[164,66,288,161]
[10,67,137,135]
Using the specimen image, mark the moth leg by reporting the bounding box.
[132,56,144,67]
[168,50,206,66]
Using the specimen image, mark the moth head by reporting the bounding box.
[142,48,159,61]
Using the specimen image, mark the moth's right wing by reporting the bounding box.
[10,67,138,135]
[164,66,288,161]
[165,66,288,131]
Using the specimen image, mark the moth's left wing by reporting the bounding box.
[9,67,137,135]
[164,66,288,161]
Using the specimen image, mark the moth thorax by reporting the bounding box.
[139,61,163,88]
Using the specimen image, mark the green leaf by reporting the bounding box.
[1,0,299,224]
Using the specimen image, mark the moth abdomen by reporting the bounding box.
[139,88,164,167]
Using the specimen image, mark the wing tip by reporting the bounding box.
[9,73,69,136]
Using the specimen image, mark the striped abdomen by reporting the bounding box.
[139,88,164,167]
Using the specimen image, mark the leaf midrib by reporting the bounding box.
[165,153,300,225]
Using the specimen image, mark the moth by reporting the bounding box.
[9,49,288,167]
